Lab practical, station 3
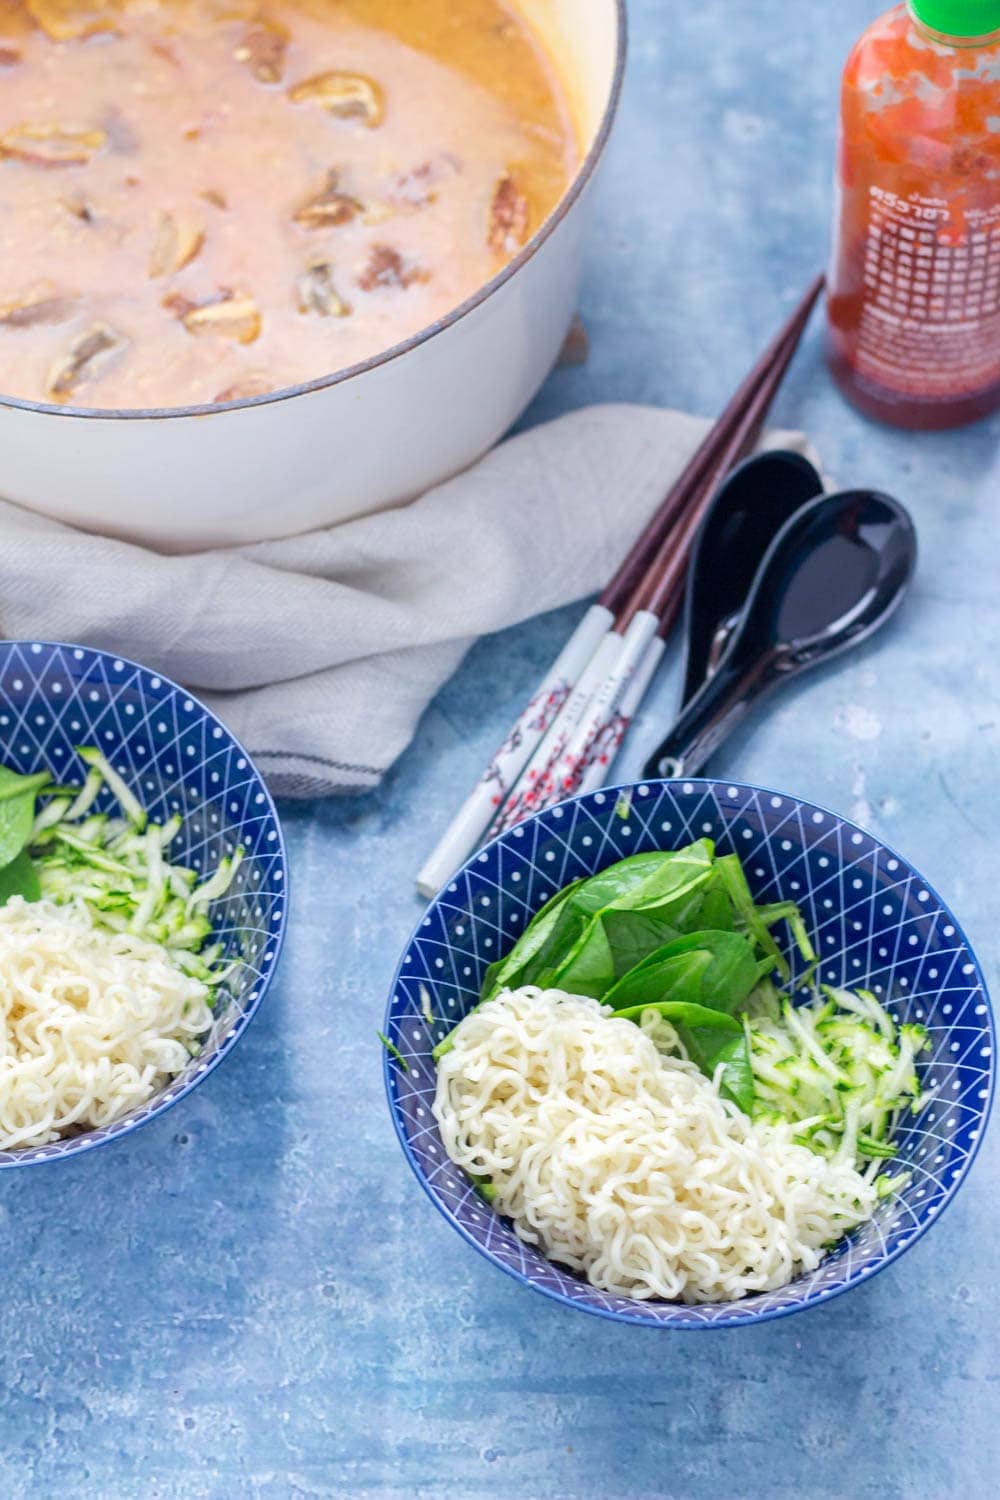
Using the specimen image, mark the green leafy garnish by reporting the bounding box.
[522,843,719,999]
[0,749,242,991]
[480,879,584,999]
[604,930,759,1014]
[613,789,633,821]
[378,1031,409,1072]
[459,840,780,1106]
[614,1000,756,1113]
[0,848,41,904]
[0,765,49,871]
[0,770,52,805]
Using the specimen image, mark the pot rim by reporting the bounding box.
[0,0,628,425]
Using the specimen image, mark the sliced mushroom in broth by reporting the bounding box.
[0,0,577,408]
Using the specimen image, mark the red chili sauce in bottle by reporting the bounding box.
[827,0,1000,428]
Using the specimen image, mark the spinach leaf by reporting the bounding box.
[535,843,719,999]
[610,997,741,1029]
[691,875,737,933]
[607,840,716,914]
[479,959,504,1000]
[680,930,759,1011]
[684,1026,755,1114]
[604,948,713,1010]
[601,908,684,978]
[0,778,38,870]
[567,851,678,914]
[0,849,40,904]
[0,767,54,903]
[596,884,720,986]
[545,915,616,998]
[0,769,51,805]
[520,896,597,991]
[481,879,584,999]
[564,841,715,919]
[603,930,759,1014]
[608,997,756,1112]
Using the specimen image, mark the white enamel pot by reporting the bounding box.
[0,1,626,552]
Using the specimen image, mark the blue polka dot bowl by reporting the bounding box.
[384,778,994,1328]
[0,641,287,1168]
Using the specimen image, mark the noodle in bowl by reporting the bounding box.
[0,899,214,1151]
[434,988,876,1304]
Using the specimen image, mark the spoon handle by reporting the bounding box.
[642,653,778,780]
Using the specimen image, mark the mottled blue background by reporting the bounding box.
[2,1,997,1495]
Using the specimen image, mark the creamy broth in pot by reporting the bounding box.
[0,0,578,408]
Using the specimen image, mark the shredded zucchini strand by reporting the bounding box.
[27,750,245,998]
[745,980,930,1187]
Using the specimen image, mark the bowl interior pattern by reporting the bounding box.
[0,641,286,1167]
[386,779,994,1327]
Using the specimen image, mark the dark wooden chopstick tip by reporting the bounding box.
[607,271,826,630]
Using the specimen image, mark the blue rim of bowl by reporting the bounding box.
[0,2,628,422]
[0,640,290,1168]
[384,776,996,1328]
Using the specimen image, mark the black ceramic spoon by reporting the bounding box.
[680,449,825,707]
[642,488,917,780]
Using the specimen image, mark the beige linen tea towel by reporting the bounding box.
[0,404,810,796]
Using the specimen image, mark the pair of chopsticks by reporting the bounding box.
[416,273,825,897]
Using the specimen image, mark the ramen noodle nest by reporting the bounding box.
[434,987,877,1303]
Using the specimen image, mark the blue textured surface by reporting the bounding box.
[0,642,286,1168]
[2,0,998,1493]
[387,779,993,1327]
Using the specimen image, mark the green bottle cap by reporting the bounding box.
[910,0,1000,36]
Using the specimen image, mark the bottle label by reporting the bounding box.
[854,186,1000,396]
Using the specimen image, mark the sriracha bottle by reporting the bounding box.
[827,1,1000,429]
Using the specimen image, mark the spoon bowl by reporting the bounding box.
[643,487,917,779]
[681,449,825,704]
